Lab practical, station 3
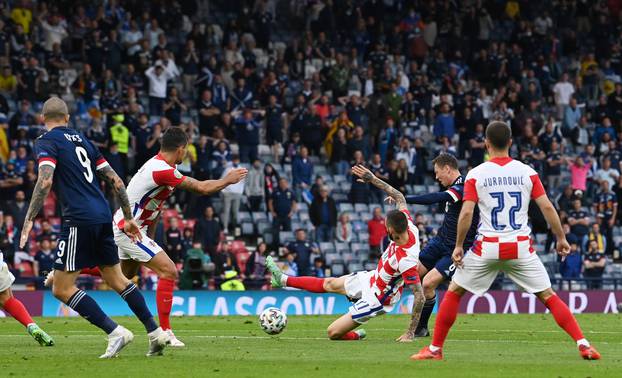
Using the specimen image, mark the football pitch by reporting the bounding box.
[1,314,620,377]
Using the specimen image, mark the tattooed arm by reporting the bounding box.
[396,282,426,342]
[351,164,407,210]
[19,165,55,248]
[177,167,248,195]
[96,165,142,242]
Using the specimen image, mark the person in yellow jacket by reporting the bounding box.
[323,111,354,159]
[109,113,129,174]
[220,270,246,291]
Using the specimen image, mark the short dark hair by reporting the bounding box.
[160,127,188,152]
[386,210,408,234]
[432,153,458,170]
[485,121,512,149]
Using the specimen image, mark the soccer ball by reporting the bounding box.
[259,307,287,335]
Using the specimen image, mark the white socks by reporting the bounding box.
[576,338,590,348]
[281,275,289,286]
[429,345,441,352]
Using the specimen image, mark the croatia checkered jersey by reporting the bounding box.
[113,153,186,231]
[463,157,546,259]
[35,126,112,225]
[369,209,420,306]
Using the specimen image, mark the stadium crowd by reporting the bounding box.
[1,0,622,291]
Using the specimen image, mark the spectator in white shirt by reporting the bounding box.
[553,72,575,117]
[145,63,173,116]
[39,13,68,52]
[594,157,620,189]
[122,20,143,56]
[220,156,245,233]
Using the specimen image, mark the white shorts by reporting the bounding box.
[344,271,395,324]
[0,261,15,292]
[453,253,551,296]
[114,228,163,262]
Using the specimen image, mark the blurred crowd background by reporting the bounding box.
[1,0,622,291]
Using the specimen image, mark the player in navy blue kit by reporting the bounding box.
[390,154,479,337]
[18,97,170,358]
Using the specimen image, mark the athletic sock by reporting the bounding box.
[431,291,461,349]
[80,267,101,276]
[66,290,117,334]
[2,297,34,327]
[156,278,175,330]
[340,331,360,340]
[545,295,586,344]
[417,296,436,331]
[120,283,158,333]
[284,276,326,293]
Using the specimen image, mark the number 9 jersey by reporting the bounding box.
[35,126,112,225]
[463,157,546,259]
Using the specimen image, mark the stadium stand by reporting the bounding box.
[1,0,622,292]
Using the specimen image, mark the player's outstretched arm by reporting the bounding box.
[535,195,570,257]
[396,281,425,343]
[453,200,476,268]
[177,167,248,195]
[96,165,142,242]
[19,165,55,248]
[352,164,407,210]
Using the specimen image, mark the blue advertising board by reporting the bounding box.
[42,290,419,317]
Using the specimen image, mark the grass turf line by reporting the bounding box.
[0,314,620,378]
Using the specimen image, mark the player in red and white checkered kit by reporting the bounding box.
[411,121,601,361]
[266,165,425,342]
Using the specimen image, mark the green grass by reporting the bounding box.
[0,314,620,377]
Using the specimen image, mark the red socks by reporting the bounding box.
[431,290,461,348]
[545,295,585,342]
[340,331,360,340]
[156,278,176,330]
[80,267,101,276]
[285,276,326,293]
[3,297,34,327]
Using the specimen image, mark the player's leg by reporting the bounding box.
[412,253,498,360]
[266,255,344,293]
[0,284,54,346]
[326,313,365,340]
[506,255,600,360]
[143,251,185,347]
[120,258,141,279]
[413,240,450,336]
[415,268,446,336]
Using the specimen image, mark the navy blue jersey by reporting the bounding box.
[437,176,479,248]
[35,126,112,225]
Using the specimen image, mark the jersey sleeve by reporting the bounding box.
[529,174,546,199]
[35,137,58,169]
[463,171,478,202]
[445,184,464,203]
[152,168,186,187]
[397,252,420,285]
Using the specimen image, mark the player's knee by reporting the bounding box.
[0,290,10,306]
[52,285,72,302]
[160,261,179,280]
[326,326,342,340]
[322,277,336,292]
[536,288,555,303]
[422,279,437,297]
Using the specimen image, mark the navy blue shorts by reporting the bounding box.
[418,238,457,280]
[54,223,119,272]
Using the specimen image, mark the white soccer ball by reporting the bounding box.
[259,307,287,335]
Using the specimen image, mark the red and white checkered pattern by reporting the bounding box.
[113,153,186,231]
[368,210,420,306]
[464,157,545,259]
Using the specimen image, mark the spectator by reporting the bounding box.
[367,207,386,259]
[220,270,246,291]
[369,153,389,203]
[0,214,18,263]
[245,159,265,212]
[286,229,319,276]
[292,146,313,201]
[545,141,563,192]
[109,113,129,173]
[179,241,215,290]
[434,102,455,141]
[347,126,371,160]
[309,185,337,242]
[559,234,582,280]
[594,157,619,189]
[329,128,349,176]
[245,242,269,289]
[311,257,327,278]
[194,206,221,258]
[553,72,575,117]
[270,177,296,248]
[265,95,284,163]
[213,242,241,278]
[563,97,582,134]
[349,151,370,204]
[234,108,262,163]
[163,87,187,126]
[145,62,173,116]
[220,155,245,233]
[6,190,28,229]
[568,156,591,195]
[556,185,575,213]
[582,223,607,255]
[594,180,617,255]
[583,239,606,289]
[568,199,591,239]
[335,212,353,243]
[165,218,184,264]
[468,123,486,167]
[198,89,221,137]
[281,251,298,277]
[33,238,54,288]
[263,163,280,210]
